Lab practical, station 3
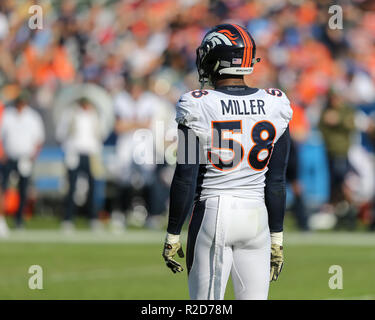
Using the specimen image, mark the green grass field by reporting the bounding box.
[0,229,374,300]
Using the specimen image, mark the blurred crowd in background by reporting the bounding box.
[1,0,375,234]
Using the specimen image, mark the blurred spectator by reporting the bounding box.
[0,91,45,228]
[319,91,355,205]
[56,98,104,232]
[0,99,8,237]
[0,100,5,162]
[111,78,165,229]
[0,212,8,237]
[318,91,357,229]
[364,119,375,231]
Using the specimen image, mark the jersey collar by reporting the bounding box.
[215,86,259,96]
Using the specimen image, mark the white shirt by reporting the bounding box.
[176,88,293,200]
[114,91,156,161]
[1,106,45,160]
[0,13,9,40]
[56,107,102,156]
[110,91,157,182]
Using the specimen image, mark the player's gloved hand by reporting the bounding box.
[162,233,185,273]
[270,232,284,281]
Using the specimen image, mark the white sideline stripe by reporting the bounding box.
[0,266,166,285]
[0,230,166,244]
[325,295,375,300]
[286,232,375,246]
[0,230,374,246]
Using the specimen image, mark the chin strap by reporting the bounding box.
[217,57,261,76]
[198,57,261,89]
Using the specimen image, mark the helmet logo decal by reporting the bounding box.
[218,30,238,45]
[203,31,235,48]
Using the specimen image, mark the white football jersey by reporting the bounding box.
[175,87,293,200]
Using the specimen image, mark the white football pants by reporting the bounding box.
[187,195,271,300]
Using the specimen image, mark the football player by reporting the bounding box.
[162,24,292,300]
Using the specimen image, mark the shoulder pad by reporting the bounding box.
[175,92,201,127]
[265,88,293,122]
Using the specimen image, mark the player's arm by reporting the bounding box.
[162,124,200,273]
[265,126,291,281]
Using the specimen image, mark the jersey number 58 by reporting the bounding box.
[207,120,276,171]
